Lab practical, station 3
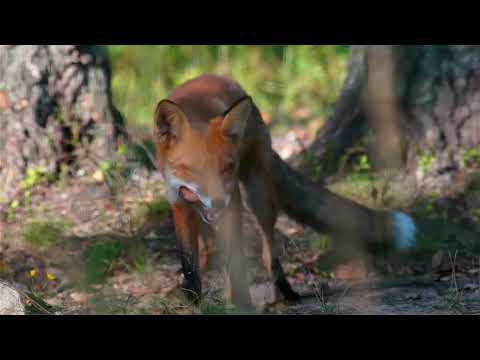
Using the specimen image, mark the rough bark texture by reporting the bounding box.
[298,45,480,194]
[396,45,480,191]
[291,45,369,177]
[0,281,25,315]
[0,45,125,210]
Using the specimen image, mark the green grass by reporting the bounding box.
[198,301,234,315]
[146,198,170,218]
[23,219,71,250]
[84,240,121,284]
[123,241,148,274]
[108,45,349,135]
[198,302,256,315]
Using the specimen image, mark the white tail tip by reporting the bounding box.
[391,211,417,251]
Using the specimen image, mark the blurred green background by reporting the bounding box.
[108,45,350,136]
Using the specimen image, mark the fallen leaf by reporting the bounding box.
[45,297,63,307]
[0,91,10,111]
[334,262,368,281]
[92,170,105,183]
[159,286,177,297]
[14,99,29,111]
[129,287,155,298]
[285,228,301,237]
[70,292,90,304]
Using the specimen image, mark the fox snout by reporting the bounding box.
[178,185,230,224]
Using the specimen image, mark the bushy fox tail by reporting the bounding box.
[270,152,417,252]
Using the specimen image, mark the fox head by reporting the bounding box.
[153,96,253,224]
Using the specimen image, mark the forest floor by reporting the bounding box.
[2,132,480,315]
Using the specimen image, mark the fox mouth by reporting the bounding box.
[179,186,216,224]
[196,206,216,224]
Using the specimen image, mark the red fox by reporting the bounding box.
[153,74,417,309]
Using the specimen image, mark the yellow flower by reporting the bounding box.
[46,273,56,281]
[29,269,37,278]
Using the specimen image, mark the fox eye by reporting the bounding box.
[171,163,190,176]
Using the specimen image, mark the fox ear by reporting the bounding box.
[154,100,189,144]
[222,96,252,142]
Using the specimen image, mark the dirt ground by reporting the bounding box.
[1,133,480,315]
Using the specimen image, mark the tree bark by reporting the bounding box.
[297,45,480,194]
[0,45,125,210]
[396,45,480,191]
[290,45,369,177]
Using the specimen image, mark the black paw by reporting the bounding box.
[282,289,302,304]
[275,281,302,304]
[181,279,202,304]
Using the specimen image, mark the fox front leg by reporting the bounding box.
[172,203,202,304]
[216,188,253,310]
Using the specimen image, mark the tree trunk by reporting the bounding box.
[291,45,369,177]
[0,45,125,211]
[298,45,480,194]
[395,45,480,192]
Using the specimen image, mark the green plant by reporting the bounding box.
[23,219,70,250]
[463,146,480,168]
[146,198,170,218]
[19,166,55,191]
[199,302,233,315]
[123,241,148,274]
[116,143,129,156]
[98,160,122,176]
[108,45,349,135]
[84,241,121,284]
[6,199,20,222]
[354,154,371,173]
[199,301,256,315]
[310,235,330,253]
[418,153,435,176]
